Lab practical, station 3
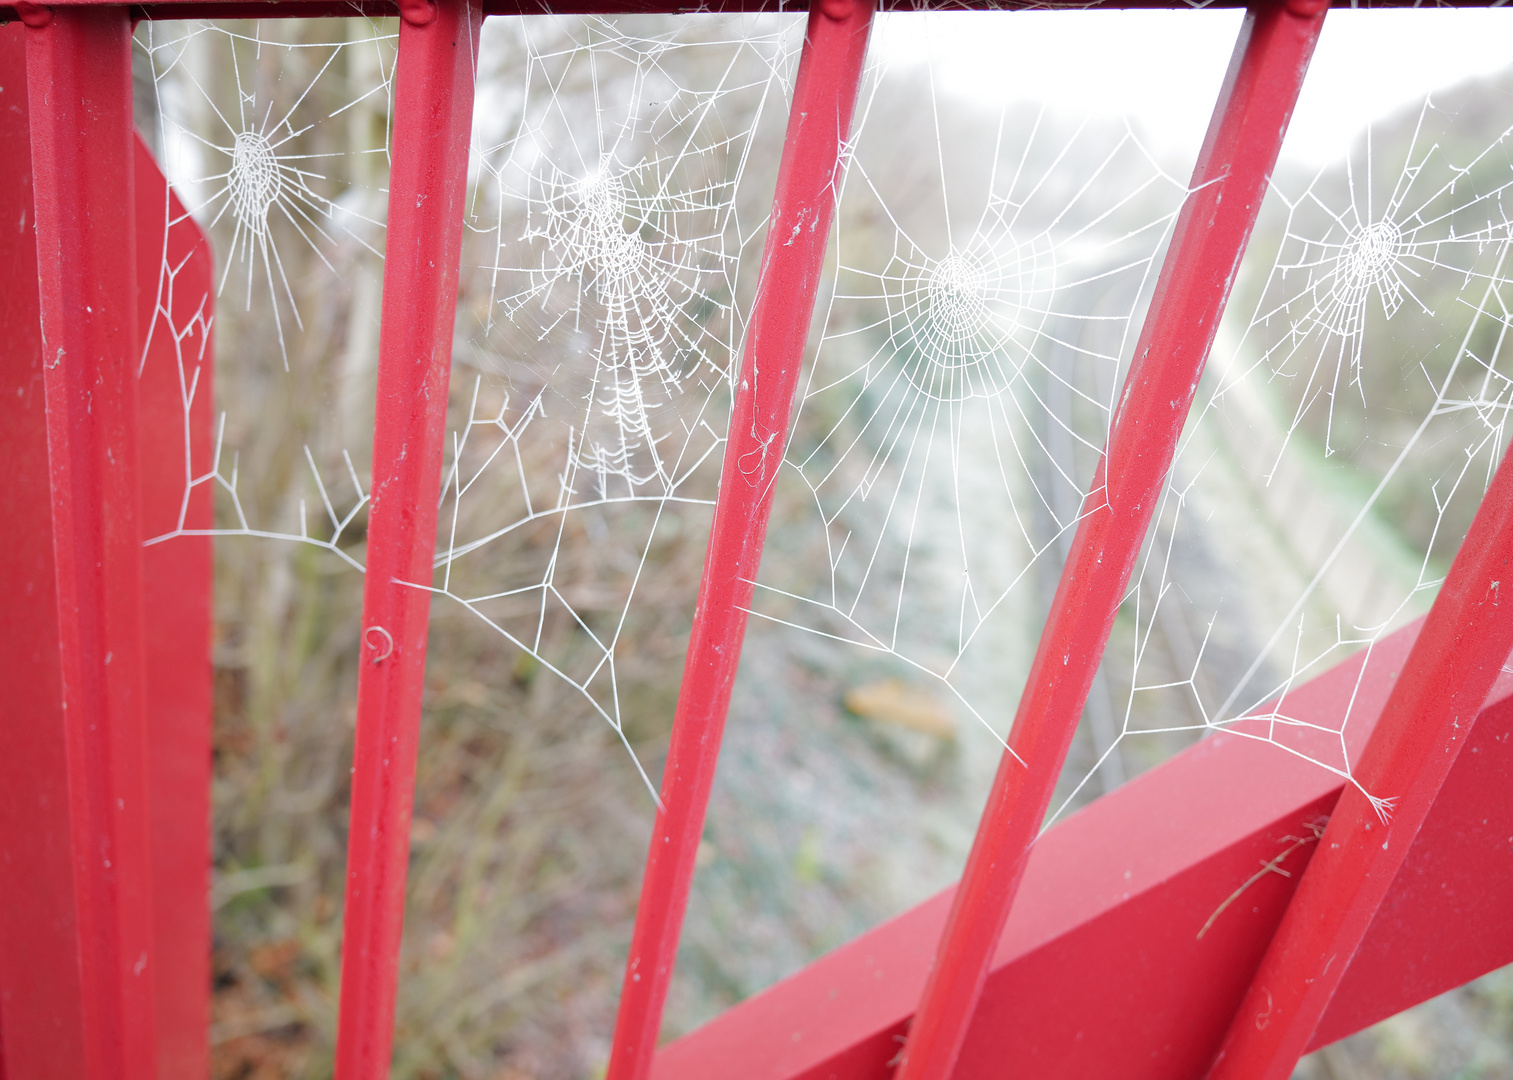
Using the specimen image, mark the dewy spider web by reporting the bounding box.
[138,18,396,564]
[423,16,798,798]
[748,53,1188,762]
[1062,88,1513,823]
[1252,99,1513,473]
[131,13,1513,827]
[143,20,393,368]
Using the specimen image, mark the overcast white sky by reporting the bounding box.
[871,8,1513,168]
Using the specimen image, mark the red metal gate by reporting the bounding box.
[3,1,1513,1078]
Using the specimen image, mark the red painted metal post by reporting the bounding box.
[2,36,215,1073]
[894,3,1327,1076]
[0,24,90,1079]
[17,5,159,1079]
[1206,456,1513,1078]
[334,0,482,1075]
[605,2,874,1076]
[134,134,217,1080]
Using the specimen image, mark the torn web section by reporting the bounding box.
[434,15,800,797]
[748,45,1185,789]
[1067,53,1513,827]
[134,18,396,572]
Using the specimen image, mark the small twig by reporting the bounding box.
[1198,816,1328,940]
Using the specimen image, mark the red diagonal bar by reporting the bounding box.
[604,2,874,1076]
[1206,439,1513,1078]
[647,619,1513,1080]
[18,6,159,1079]
[894,2,1328,1077]
[334,0,482,1075]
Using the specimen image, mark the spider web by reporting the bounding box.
[131,14,1513,828]
[421,15,799,799]
[1060,89,1513,823]
[741,35,1513,832]
[747,55,1188,762]
[138,18,396,565]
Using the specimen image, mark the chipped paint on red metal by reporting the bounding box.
[1206,441,1513,1079]
[650,621,1513,1080]
[893,2,1328,1077]
[334,1,483,1075]
[604,2,874,1077]
[17,6,158,1078]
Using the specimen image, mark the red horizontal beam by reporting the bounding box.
[651,619,1513,1080]
[1208,437,1513,1078]
[0,0,1507,23]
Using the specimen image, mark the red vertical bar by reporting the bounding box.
[1207,454,1513,1078]
[19,6,158,1080]
[894,3,1328,1077]
[2,37,211,1078]
[334,0,482,1074]
[0,22,90,1080]
[604,2,874,1077]
[134,134,216,1080]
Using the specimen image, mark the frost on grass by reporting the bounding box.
[748,59,1187,761]
[1072,90,1513,823]
[138,19,395,563]
[427,16,798,798]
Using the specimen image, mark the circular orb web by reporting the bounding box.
[1329,219,1404,312]
[579,171,629,232]
[568,171,644,287]
[228,130,281,231]
[888,243,1052,403]
[927,254,991,343]
[596,225,644,284]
